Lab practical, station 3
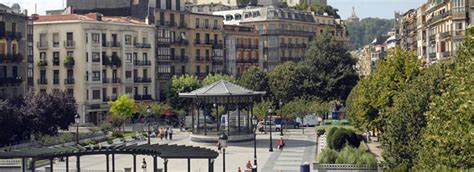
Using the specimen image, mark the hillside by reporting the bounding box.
[346,18,395,50]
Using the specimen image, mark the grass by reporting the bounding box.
[122,131,136,138]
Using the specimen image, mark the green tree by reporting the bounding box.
[346,48,420,131]
[268,62,301,101]
[303,33,359,101]
[252,100,274,120]
[108,95,135,130]
[345,18,395,50]
[238,66,270,93]
[309,99,331,118]
[381,62,450,169]
[202,73,236,85]
[0,99,26,145]
[166,74,201,110]
[294,3,340,18]
[415,27,474,169]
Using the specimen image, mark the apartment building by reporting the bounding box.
[396,0,473,64]
[154,0,224,100]
[223,25,259,76]
[33,13,155,124]
[0,3,33,98]
[213,6,349,71]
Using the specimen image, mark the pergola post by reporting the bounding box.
[237,103,241,132]
[226,97,230,136]
[208,159,214,172]
[216,104,220,131]
[106,154,109,172]
[247,104,251,134]
[112,153,115,172]
[76,155,80,172]
[133,154,137,172]
[153,156,158,172]
[163,159,168,172]
[30,159,35,172]
[204,104,207,135]
[50,158,54,172]
[65,157,69,172]
[187,158,191,172]
[21,158,26,172]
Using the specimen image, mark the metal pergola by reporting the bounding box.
[0,143,219,172]
[179,80,265,137]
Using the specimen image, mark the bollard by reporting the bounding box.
[299,162,310,172]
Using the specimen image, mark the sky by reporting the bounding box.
[4,0,426,19]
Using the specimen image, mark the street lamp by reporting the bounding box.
[267,106,273,152]
[279,99,284,136]
[219,133,228,172]
[146,106,152,145]
[251,115,258,171]
[75,114,80,145]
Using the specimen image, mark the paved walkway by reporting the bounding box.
[40,128,317,172]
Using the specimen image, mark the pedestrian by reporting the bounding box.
[246,160,252,170]
[277,137,285,151]
[141,158,147,172]
[165,127,169,140]
[168,128,174,140]
[216,141,222,153]
[237,167,241,172]
[159,128,165,140]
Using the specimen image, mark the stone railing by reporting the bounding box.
[313,163,379,172]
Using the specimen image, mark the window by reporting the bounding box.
[53,52,60,65]
[176,0,180,10]
[144,86,148,95]
[40,52,46,61]
[195,18,200,28]
[181,65,185,74]
[92,71,100,81]
[53,70,59,84]
[205,34,210,44]
[67,51,74,57]
[126,71,132,79]
[92,90,101,100]
[166,0,171,9]
[143,53,148,61]
[12,66,18,77]
[196,65,200,74]
[125,87,132,94]
[53,33,59,47]
[126,53,133,62]
[67,89,74,95]
[91,33,100,44]
[143,69,148,78]
[195,33,200,44]
[92,52,100,62]
[206,66,210,74]
[125,35,132,45]
[205,19,209,28]
[213,20,218,29]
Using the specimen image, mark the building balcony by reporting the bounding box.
[142,95,152,100]
[171,39,189,46]
[171,56,188,62]
[194,39,201,44]
[134,43,152,49]
[134,60,152,66]
[134,77,152,83]
[157,55,171,61]
[37,60,48,67]
[212,43,224,49]
[64,57,75,68]
[259,29,314,37]
[0,77,22,86]
[427,10,451,25]
[64,78,75,84]
[107,41,121,48]
[212,58,224,65]
[236,58,258,64]
[440,32,451,39]
[157,37,171,45]
[53,58,60,66]
[0,54,24,63]
[429,52,437,59]
[236,44,258,49]
[134,95,142,100]
[37,42,49,50]
[195,73,207,78]
[37,79,48,85]
[64,40,75,49]
[111,78,121,83]
[6,31,22,40]
[178,22,187,28]
[0,31,5,39]
[441,51,450,58]
[102,78,110,83]
[157,73,172,80]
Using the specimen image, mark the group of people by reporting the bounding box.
[157,127,174,140]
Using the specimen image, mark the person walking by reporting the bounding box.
[216,141,222,153]
[246,160,252,170]
[141,158,147,172]
[277,137,285,151]
[165,127,169,140]
[159,128,165,140]
[168,128,174,140]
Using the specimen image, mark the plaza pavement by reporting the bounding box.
[42,128,316,172]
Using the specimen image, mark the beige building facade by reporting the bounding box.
[34,13,155,124]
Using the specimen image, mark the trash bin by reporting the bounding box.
[124,167,131,172]
[300,162,310,172]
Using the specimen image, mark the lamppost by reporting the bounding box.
[252,115,258,172]
[146,106,152,145]
[279,99,284,136]
[214,103,219,131]
[219,133,228,172]
[75,114,80,145]
[267,106,273,152]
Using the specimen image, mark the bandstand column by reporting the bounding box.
[204,104,207,135]
[187,158,191,172]
[76,155,80,172]
[247,104,251,134]
[106,154,109,172]
[226,97,230,135]
[192,102,195,134]
[30,159,35,172]
[133,154,137,172]
[216,103,220,131]
[21,158,26,172]
[237,103,241,132]
[208,159,214,172]
[65,157,69,172]
[163,159,168,172]
[197,103,200,134]
[112,153,115,172]
[153,156,158,172]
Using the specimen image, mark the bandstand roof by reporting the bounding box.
[179,80,266,98]
[0,144,218,160]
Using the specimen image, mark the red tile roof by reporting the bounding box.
[34,13,148,26]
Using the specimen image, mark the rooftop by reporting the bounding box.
[34,13,148,25]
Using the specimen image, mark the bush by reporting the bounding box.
[317,129,326,137]
[327,127,361,150]
[318,148,338,164]
[335,146,360,164]
[112,131,123,138]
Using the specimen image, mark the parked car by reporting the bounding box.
[282,120,301,129]
[258,121,282,132]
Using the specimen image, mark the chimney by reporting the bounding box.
[96,13,103,21]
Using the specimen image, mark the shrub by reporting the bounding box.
[327,127,361,150]
[335,146,360,164]
[357,152,377,167]
[318,148,338,164]
[112,131,124,138]
[317,129,326,137]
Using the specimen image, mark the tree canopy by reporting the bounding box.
[294,3,340,18]
[108,95,135,129]
[166,74,201,110]
[202,73,236,85]
[238,66,270,94]
[346,18,395,50]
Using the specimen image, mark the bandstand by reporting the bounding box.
[179,80,265,142]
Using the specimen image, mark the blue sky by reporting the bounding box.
[4,0,426,19]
